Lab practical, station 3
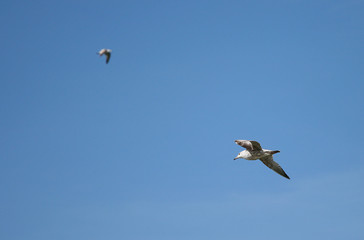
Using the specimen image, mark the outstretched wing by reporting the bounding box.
[105,52,111,63]
[260,156,290,179]
[98,49,106,56]
[235,140,262,151]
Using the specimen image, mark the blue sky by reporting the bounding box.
[1,0,364,239]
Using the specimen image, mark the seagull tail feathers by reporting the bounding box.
[270,150,280,155]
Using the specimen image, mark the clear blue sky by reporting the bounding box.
[1,0,364,239]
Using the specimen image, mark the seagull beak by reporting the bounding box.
[234,157,238,160]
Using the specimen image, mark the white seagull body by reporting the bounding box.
[98,49,112,64]
[234,140,290,179]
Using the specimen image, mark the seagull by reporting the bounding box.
[234,140,290,179]
[98,49,112,64]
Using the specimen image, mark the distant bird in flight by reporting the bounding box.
[234,140,290,179]
[98,49,112,64]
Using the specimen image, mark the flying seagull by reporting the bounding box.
[98,49,112,64]
[234,140,290,179]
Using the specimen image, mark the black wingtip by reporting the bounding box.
[280,169,290,179]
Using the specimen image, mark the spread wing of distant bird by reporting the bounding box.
[260,155,290,179]
[235,140,262,151]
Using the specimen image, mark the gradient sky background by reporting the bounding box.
[1,0,364,239]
